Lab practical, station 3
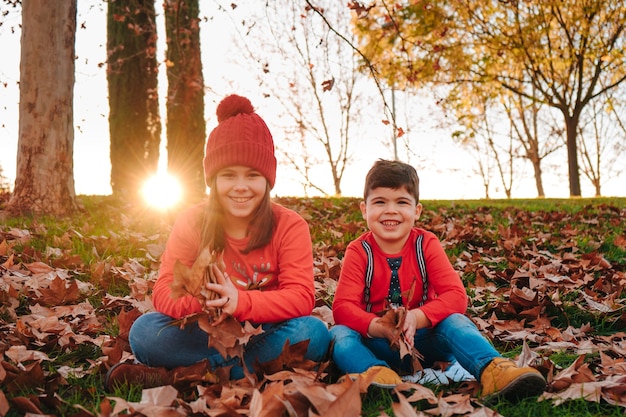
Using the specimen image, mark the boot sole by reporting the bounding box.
[103,362,128,392]
[483,372,547,404]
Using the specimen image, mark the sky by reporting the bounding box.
[0,1,623,201]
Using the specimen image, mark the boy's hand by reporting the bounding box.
[368,316,400,342]
[402,309,431,347]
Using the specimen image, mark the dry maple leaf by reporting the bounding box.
[169,309,264,367]
[321,78,335,92]
[549,354,596,392]
[253,339,320,376]
[38,276,81,306]
[169,245,225,320]
[347,0,375,18]
[1,361,46,394]
[0,391,9,417]
[200,314,264,359]
[249,382,287,417]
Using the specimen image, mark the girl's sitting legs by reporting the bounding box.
[129,312,330,380]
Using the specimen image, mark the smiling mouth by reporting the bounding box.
[381,220,400,226]
[231,196,253,203]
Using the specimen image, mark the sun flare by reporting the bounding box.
[142,172,182,210]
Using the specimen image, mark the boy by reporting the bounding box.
[330,159,546,403]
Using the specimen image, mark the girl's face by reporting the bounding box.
[215,165,268,226]
[360,186,422,254]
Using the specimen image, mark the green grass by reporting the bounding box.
[492,398,625,417]
[356,357,616,417]
[2,195,625,416]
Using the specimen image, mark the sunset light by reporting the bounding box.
[142,172,182,209]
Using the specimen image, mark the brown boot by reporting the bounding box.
[104,362,172,391]
[342,366,403,389]
[480,357,546,403]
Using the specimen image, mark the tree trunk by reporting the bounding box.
[565,114,582,197]
[164,0,206,199]
[107,0,161,199]
[8,0,79,216]
[530,158,545,198]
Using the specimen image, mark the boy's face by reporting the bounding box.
[360,186,422,253]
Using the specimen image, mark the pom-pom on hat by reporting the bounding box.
[203,94,277,188]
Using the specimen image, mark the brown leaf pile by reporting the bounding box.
[1,198,625,416]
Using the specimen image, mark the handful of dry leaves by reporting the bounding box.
[375,280,425,375]
[377,307,424,374]
[169,245,226,321]
[167,245,264,363]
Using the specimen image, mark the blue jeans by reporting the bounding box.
[129,312,330,380]
[330,313,500,380]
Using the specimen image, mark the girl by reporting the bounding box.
[105,95,330,389]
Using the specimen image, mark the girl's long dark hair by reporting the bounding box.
[199,178,275,255]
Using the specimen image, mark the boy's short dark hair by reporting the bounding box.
[363,159,420,203]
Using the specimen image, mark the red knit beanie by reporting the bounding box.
[203,95,277,188]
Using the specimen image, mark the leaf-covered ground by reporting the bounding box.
[0,196,625,417]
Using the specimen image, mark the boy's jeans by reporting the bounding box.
[129,312,330,380]
[330,313,500,380]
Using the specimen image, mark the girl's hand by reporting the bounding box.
[204,264,239,319]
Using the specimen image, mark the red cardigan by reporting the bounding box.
[152,202,316,323]
[332,228,468,337]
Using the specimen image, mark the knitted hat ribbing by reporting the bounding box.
[203,95,276,188]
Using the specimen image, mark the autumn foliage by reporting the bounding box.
[169,247,225,319]
[0,196,625,416]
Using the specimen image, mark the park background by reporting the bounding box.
[1,1,623,202]
[1,2,625,415]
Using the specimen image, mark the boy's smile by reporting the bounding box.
[360,186,422,254]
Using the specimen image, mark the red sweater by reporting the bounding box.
[152,202,315,323]
[332,228,468,337]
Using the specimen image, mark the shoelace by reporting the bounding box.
[489,360,517,377]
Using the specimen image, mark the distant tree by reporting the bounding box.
[7,0,79,215]
[500,90,563,198]
[228,1,372,196]
[349,0,626,197]
[164,0,206,199]
[451,94,516,199]
[107,0,161,199]
[446,80,563,197]
[577,92,626,196]
[0,165,10,194]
